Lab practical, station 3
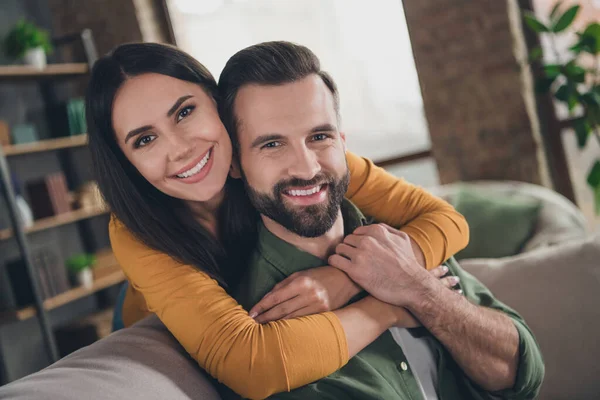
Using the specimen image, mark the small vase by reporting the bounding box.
[76,268,94,289]
[23,47,47,69]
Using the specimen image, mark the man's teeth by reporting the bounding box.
[287,185,322,197]
[176,150,211,178]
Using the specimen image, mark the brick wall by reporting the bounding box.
[403,0,550,185]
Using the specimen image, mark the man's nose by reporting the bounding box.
[168,134,194,162]
[287,144,321,181]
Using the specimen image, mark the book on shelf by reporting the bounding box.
[5,247,70,307]
[26,172,72,220]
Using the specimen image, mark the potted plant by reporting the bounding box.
[524,3,600,213]
[66,254,96,289]
[3,19,53,69]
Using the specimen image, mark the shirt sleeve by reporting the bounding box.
[109,218,348,400]
[446,257,545,399]
[345,151,470,269]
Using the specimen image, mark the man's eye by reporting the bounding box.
[262,141,281,149]
[312,133,329,141]
[135,135,156,148]
[176,105,195,122]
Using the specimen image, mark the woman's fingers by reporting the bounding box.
[249,278,296,318]
[254,295,308,323]
[430,265,449,279]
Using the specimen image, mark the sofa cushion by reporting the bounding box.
[452,186,542,259]
[0,315,222,400]
[460,235,600,400]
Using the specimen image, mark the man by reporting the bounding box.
[219,41,544,399]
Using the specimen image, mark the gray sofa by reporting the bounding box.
[1,235,599,400]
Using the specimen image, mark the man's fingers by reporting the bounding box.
[430,265,449,279]
[440,275,460,289]
[254,295,306,323]
[328,254,353,272]
[342,234,361,248]
[336,243,359,260]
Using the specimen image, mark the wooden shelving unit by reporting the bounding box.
[0,63,88,80]
[3,134,88,156]
[0,249,124,323]
[0,206,109,241]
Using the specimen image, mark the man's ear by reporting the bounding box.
[230,158,242,179]
[340,131,347,152]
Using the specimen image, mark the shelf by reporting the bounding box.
[0,63,88,80]
[0,250,124,323]
[0,206,109,241]
[3,134,88,156]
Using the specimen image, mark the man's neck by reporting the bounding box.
[261,210,344,260]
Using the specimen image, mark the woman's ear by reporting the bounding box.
[230,159,242,179]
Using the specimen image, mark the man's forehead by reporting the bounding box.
[234,75,337,137]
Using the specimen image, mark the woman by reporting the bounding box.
[87,42,469,399]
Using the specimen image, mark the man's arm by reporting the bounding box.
[406,276,519,391]
[330,224,544,396]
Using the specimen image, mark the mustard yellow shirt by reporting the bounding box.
[110,151,469,399]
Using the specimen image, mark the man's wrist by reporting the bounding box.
[404,273,444,315]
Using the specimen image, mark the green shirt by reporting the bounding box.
[233,200,544,400]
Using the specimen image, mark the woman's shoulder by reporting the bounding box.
[108,215,213,282]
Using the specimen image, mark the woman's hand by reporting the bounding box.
[249,266,361,323]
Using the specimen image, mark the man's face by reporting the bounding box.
[234,75,349,237]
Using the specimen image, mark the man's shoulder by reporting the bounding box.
[235,248,285,309]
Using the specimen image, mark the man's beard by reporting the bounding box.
[243,170,350,238]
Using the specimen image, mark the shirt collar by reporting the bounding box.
[256,199,367,277]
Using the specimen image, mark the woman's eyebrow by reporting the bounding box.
[167,95,194,117]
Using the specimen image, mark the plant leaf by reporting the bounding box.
[580,23,600,54]
[553,5,580,33]
[587,161,600,187]
[573,117,591,148]
[564,61,586,82]
[535,76,556,93]
[555,84,571,101]
[543,64,562,78]
[550,2,562,22]
[524,13,550,33]
[529,46,543,62]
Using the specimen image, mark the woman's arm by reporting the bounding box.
[111,219,401,400]
[345,151,470,269]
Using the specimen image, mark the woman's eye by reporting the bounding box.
[262,141,281,149]
[176,105,195,122]
[135,135,156,148]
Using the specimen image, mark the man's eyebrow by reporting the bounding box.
[310,123,337,133]
[167,95,194,117]
[125,125,152,144]
[251,134,285,149]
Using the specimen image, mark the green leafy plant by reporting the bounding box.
[3,19,53,59]
[524,3,600,213]
[66,254,96,274]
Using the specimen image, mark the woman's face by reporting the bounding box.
[112,73,232,204]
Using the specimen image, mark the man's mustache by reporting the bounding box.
[274,174,333,194]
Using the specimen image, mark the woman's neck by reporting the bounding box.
[186,189,225,237]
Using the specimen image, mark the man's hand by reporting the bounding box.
[329,223,435,307]
[330,223,519,392]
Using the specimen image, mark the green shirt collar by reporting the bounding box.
[256,199,367,277]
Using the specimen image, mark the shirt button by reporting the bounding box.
[399,362,408,371]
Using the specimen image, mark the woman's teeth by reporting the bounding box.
[176,150,211,178]
[287,185,322,197]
